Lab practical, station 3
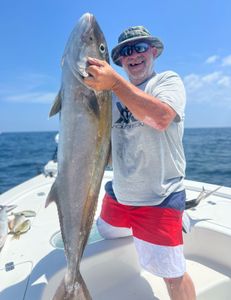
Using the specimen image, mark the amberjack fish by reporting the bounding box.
[46,13,111,300]
[185,186,222,210]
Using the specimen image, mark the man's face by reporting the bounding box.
[119,42,157,85]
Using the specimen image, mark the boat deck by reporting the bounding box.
[0,172,231,299]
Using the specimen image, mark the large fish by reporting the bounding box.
[46,13,111,299]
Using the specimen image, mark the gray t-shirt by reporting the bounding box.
[111,71,186,206]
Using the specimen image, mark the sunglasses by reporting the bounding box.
[120,42,150,57]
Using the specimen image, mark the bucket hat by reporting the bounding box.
[111,26,164,66]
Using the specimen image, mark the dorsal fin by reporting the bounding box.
[45,180,59,208]
[49,89,62,117]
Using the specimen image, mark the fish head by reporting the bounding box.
[62,13,109,80]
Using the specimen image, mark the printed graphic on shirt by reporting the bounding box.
[113,102,144,129]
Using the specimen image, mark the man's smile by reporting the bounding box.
[129,61,143,67]
[128,58,145,68]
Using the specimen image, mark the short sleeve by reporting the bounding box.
[145,71,186,122]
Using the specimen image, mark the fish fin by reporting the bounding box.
[45,181,58,208]
[52,272,91,300]
[185,185,222,210]
[202,186,221,199]
[49,90,62,117]
[106,142,112,168]
[13,233,21,240]
[83,92,100,118]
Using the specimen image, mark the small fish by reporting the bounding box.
[5,204,17,213]
[11,220,31,239]
[185,186,222,210]
[12,210,36,218]
[46,12,111,300]
[8,214,31,239]
[0,206,8,248]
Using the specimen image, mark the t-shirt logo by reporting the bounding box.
[113,102,143,129]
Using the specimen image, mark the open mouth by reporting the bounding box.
[129,60,144,67]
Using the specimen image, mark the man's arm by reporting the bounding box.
[84,58,176,131]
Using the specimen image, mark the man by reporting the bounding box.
[84,26,196,300]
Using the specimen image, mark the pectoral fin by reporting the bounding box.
[83,92,100,118]
[106,142,112,168]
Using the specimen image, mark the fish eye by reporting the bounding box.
[99,44,105,53]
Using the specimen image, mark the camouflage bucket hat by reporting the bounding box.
[111,26,164,66]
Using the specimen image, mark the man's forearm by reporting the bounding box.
[112,74,176,131]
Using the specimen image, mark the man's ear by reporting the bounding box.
[152,47,158,58]
[118,57,123,66]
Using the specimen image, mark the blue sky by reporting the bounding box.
[0,0,231,132]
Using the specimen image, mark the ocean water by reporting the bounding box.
[184,127,231,188]
[0,131,57,194]
[0,128,231,194]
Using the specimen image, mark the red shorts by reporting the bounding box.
[100,191,185,247]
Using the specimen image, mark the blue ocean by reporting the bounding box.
[0,128,231,194]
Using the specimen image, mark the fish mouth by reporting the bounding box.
[78,12,94,36]
[76,13,95,79]
[84,12,93,23]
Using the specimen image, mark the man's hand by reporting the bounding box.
[84,57,120,91]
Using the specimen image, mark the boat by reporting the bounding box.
[0,158,231,300]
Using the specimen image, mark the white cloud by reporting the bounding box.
[184,71,231,107]
[222,55,231,67]
[184,53,231,105]
[204,54,231,68]
[202,71,221,83]
[217,76,231,87]
[5,92,56,104]
[0,72,58,104]
[205,55,219,64]
[184,71,224,91]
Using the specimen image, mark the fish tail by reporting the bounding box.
[52,272,92,300]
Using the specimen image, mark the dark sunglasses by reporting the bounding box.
[120,42,150,57]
